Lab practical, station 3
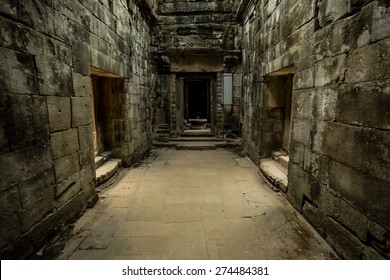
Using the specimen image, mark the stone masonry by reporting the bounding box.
[239,0,389,259]
[0,0,156,258]
[0,0,389,260]
[152,0,242,137]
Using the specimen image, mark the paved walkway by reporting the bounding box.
[56,148,337,259]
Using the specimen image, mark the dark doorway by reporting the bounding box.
[90,67,124,155]
[186,80,210,121]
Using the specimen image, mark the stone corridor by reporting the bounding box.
[53,148,337,260]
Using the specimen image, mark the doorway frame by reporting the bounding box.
[177,73,217,135]
[185,79,211,122]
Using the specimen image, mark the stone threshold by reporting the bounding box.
[153,135,241,150]
[95,151,123,190]
[259,152,289,192]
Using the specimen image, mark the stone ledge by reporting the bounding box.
[95,159,123,189]
[259,158,288,192]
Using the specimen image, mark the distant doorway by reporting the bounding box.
[185,79,211,130]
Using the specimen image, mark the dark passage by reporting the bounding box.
[187,80,209,120]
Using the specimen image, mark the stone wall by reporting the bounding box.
[0,0,155,258]
[240,0,390,259]
[155,0,239,52]
[153,0,242,136]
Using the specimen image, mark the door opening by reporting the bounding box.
[90,67,124,156]
[185,79,211,130]
[264,67,294,156]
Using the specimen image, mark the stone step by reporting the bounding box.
[95,151,113,169]
[157,128,170,133]
[175,141,222,150]
[94,156,105,169]
[95,158,122,187]
[181,130,214,137]
[277,155,289,170]
[153,140,241,150]
[271,151,289,171]
[100,151,112,160]
[153,142,177,147]
[259,158,288,192]
[168,136,222,142]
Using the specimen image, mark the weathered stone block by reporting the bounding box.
[325,217,364,259]
[0,17,23,50]
[303,150,330,185]
[368,219,388,240]
[362,128,390,183]
[289,141,305,167]
[345,38,390,83]
[28,193,82,252]
[0,186,21,219]
[80,183,98,209]
[0,0,17,17]
[307,175,324,206]
[266,0,278,17]
[80,164,95,188]
[54,153,80,183]
[55,171,80,199]
[302,200,326,236]
[280,0,315,39]
[79,148,94,169]
[337,81,390,130]
[47,96,71,133]
[314,53,347,87]
[0,94,49,156]
[349,0,371,11]
[312,87,337,121]
[329,160,390,230]
[286,179,305,211]
[372,1,390,42]
[367,219,389,258]
[51,129,80,160]
[78,124,94,150]
[158,0,232,14]
[291,89,314,119]
[0,214,21,250]
[0,143,53,191]
[73,72,91,97]
[0,47,38,94]
[318,0,349,27]
[293,33,317,70]
[288,162,323,206]
[287,163,309,205]
[55,171,81,208]
[17,0,55,35]
[36,56,73,96]
[19,187,55,233]
[294,68,314,89]
[318,122,365,171]
[362,246,386,260]
[290,118,311,146]
[18,170,55,205]
[71,97,92,127]
[0,15,72,65]
[325,3,373,57]
[73,57,91,76]
[322,187,368,241]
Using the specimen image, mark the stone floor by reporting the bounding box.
[54,148,338,260]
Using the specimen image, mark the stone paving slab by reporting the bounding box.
[55,148,338,260]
